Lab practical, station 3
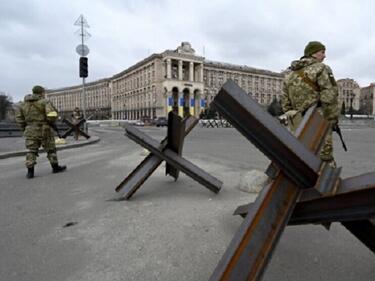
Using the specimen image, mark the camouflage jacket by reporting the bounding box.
[280,57,339,121]
[15,94,58,131]
[72,110,83,120]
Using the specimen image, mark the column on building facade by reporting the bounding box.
[166,90,171,116]
[130,96,134,120]
[166,58,171,79]
[178,89,184,117]
[198,64,204,82]
[178,60,183,80]
[354,89,360,110]
[194,91,201,117]
[165,89,181,117]
[189,62,194,82]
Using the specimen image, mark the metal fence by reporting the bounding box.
[0,122,69,138]
[199,119,232,128]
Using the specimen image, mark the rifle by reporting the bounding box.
[332,123,347,151]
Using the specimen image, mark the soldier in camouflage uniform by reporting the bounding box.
[71,107,83,121]
[15,85,67,178]
[281,41,339,167]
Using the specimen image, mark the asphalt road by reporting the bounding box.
[0,125,374,281]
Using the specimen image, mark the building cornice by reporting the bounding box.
[46,78,110,94]
[203,59,284,78]
[161,50,204,62]
[337,78,360,88]
[111,53,163,80]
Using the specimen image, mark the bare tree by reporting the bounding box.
[0,92,13,121]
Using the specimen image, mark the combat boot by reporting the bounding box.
[26,167,34,179]
[51,163,67,174]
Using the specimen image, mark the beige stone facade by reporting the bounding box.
[337,78,360,112]
[44,42,314,120]
[47,78,111,119]
[111,54,162,120]
[203,61,283,106]
[162,44,205,118]
[360,83,375,115]
[111,42,205,120]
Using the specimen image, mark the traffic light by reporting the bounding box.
[79,57,88,78]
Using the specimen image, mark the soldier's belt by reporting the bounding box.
[27,122,48,127]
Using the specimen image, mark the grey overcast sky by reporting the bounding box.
[1,0,374,102]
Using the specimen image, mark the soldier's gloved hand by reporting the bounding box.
[284,110,299,118]
[278,114,288,126]
[330,120,339,131]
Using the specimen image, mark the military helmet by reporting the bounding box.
[32,85,45,95]
[304,41,326,57]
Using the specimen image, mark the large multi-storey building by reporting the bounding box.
[46,42,284,120]
[360,83,375,115]
[47,78,111,119]
[111,43,205,120]
[336,78,360,111]
[47,42,371,120]
[203,60,283,106]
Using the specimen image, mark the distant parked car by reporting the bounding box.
[155,117,168,127]
[134,120,145,126]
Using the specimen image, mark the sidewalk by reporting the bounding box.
[0,135,100,159]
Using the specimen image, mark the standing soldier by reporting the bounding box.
[15,85,67,178]
[71,107,83,121]
[281,41,339,167]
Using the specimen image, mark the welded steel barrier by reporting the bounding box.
[116,111,222,200]
[208,80,375,281]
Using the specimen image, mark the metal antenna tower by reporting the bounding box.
[74,14,91,132]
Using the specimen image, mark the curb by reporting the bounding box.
[0,136,100,160]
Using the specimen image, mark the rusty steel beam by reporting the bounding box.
[125,124,222,194]
[115,152,164,199]
[61,119,76,138]
[342,220,375,253]
[235,171,375,222]
[299,170,375,203]
[209,81,331,281]
[234,200,375,254]
[210,174,301,281]
[264,162,279,180]
[290,185,375,225]
[166,112,186,180]
[292,172,375,225]
[233,203,251,218]
[314,165,342,195]
[331,171,375,194]
[115,115,198,199]
[61,118,90,139]
[302,172,375,253]
[211,80,323,189]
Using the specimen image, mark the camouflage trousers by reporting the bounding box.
[319,129,334,162]
[24,125,58,168]
[288,112,334,163]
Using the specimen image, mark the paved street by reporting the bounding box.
[0,125,374,281]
